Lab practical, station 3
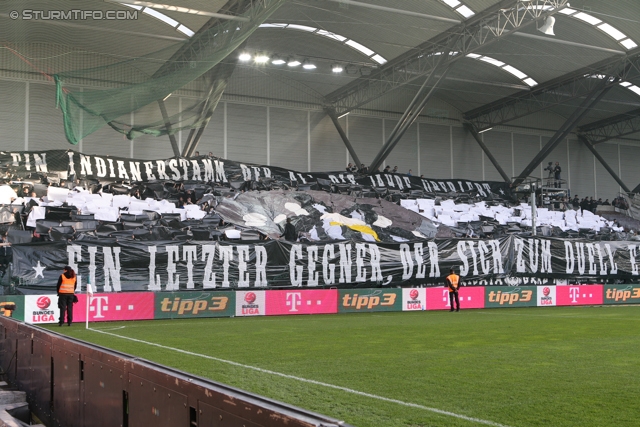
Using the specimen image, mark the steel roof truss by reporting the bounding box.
[326,0,570,115]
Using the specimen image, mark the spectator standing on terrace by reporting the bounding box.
[580,198,589,214]
[384,165,391,173]
[446,269,461,312]
[554,162,562,188]
[392,166,398,173]
[603,199,611,205]
[57,266,77,326]
[281,218,297,242]
[407,169,412,176]
[544,162,554,187]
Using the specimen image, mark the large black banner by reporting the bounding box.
[0,150,512,199]
[11,237,640,292]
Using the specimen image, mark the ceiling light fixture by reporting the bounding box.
[537,16,556,36]
[345,65,359,74]
[254,53,270,63]
[302,59,316,69]
[239,52,252,61]
[271,55,286,65]
[332,64,344,73]
[287,58,301,67]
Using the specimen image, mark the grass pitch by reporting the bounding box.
[47,306,640,427]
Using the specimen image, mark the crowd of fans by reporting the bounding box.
[347,163,422,178]
[569,195,629,213]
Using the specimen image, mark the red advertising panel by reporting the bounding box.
[74,293,155,322]
[265,290,338,316]
[556,285,604,306]
[426,287,486,310]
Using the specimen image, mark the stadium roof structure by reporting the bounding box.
[2,0,640,170]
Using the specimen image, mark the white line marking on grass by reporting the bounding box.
[92,326,126,331]
[90,328,511,427]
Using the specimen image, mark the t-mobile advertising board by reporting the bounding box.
[265,290,338,316]
[74,293,155,322]
[425,287,485,310]
[555,285,603,306]
[235,291,266,317]
[24,295,60,324]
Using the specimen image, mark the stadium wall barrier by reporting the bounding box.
[0,284,636,324]
[0,316,352,427]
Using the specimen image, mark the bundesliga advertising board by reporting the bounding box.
[24,295,60,324]
[235,290,266,316]
[402,288,426,311]
[537,286,557,307]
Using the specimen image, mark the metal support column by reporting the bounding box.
[325,108,361,168]
[465,124,511,183]
[157,100,181,157]
[578,135,630,192]
[512,78,618,187]
[368,37,459,173]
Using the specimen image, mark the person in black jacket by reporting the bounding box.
[554,162,562,188]
[580,198,589,215]
[281,218,297,242]
[57,266,77,326]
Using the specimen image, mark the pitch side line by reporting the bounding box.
[90,328,511,427]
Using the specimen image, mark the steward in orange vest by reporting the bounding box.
[57,266,77,326]
[445,269,461,312]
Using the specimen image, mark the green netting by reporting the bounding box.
[54,0,287,145]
